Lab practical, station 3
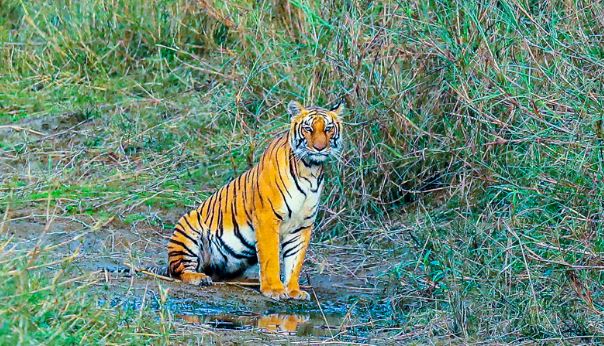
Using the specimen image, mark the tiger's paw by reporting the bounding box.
[261,286,288,300]
[196,275,213,286]
[181,272,213,286]
[287,289,310,301]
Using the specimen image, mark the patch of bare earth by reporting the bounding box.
[1,213,395,343]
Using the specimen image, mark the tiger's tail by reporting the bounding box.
[98,263,168,277]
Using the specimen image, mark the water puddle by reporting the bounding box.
[176,312,345,336]
[104,292,391,338]
[167,297,354,337]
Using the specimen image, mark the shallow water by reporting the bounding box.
[168,296,356,337]
[106,291,391,338]
[176,311,345,336]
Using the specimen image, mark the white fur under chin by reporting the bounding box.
[293,151,328,165]
[307,153,329,163]
[293,147,340,165]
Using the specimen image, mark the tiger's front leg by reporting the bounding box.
[255,216,288,300]
[282,226,312,300]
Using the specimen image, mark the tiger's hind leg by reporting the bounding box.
[167,211,213,286]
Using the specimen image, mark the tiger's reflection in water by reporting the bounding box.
[256,314,310,334]
[177,313,312,335]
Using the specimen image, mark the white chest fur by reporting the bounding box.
[279,174,323,235]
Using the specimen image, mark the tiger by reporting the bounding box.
[167,100,344,300]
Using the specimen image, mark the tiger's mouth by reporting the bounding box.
[301,148,332,164]
[290,138,340,165]
[308,152,329,161]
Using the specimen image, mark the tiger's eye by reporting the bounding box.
[303,126,313,133]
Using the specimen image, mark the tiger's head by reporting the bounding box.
[287,100,344,165]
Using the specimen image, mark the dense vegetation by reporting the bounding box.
[1,0,603,343]
[0,248,173,344]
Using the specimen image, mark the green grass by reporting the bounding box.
[0,246,172,345]
[1,0,604,343]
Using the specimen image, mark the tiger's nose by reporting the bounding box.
[313,142,327,151]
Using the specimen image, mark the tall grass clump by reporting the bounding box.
[1,0,604,342]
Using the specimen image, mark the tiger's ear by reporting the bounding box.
[287,101,304,119]
[330,99,345,116]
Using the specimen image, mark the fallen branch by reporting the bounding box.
[121,262,175,282]
[122,262,312,289]
[0,125,46,136]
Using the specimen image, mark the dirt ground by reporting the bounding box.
[3,214,396,344]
